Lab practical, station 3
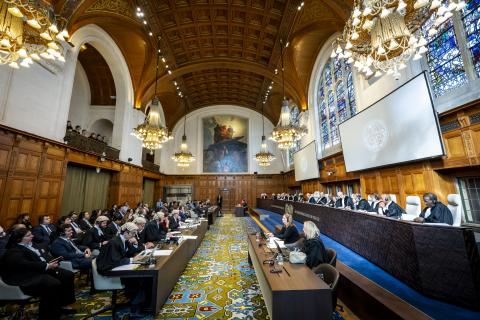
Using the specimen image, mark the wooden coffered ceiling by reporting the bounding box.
[56,0,352,128]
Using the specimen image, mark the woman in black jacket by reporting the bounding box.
[273,213,300,245]
[302,221,328,269]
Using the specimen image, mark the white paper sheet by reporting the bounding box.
[111,264,140,271]
[153,250,173,256]
[267,239,286,249]
[181,235,198,240]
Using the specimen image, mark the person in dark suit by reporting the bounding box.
[271,213,300,245]
[169,210,181,231]
[82,216,109,254]
[0,225,7,258]
[334,192,354,209]
[216,193,223,216]
[96,222,149,318]
[414,193,453,225]
[132,217,154,253]
[302,221,328,269]
[16,213,33,230]
[105,213,123,240]
[378,194,405,219]
[353,194,371,211]
[368,194,383,213]
[0,228,76,320]
[77,211,94,231]
[50,224,92,270]
[143,212,167,242]
[32,215,56,249]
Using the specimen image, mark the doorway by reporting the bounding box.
[219,188,233,212]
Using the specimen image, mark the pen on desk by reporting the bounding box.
[282,266,290,277]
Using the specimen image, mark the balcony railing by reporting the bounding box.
[64,131,120,160]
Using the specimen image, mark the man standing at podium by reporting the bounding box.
[217,193,223,217]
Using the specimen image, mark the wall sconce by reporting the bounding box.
[96,167,101,174]
[99,152,106,162]
[326,169,336,176]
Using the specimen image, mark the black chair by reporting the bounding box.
[326,248,337,267]
[314,263,340,311]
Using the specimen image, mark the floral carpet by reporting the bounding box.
[1,215,357,319]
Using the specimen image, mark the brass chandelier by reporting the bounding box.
[331,0,466,79]
[0,0,69,68]
[270,40,307,149]
[254,103,275,167]
[171,97,195,168]
[132,38,172,151]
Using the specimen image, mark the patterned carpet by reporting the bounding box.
[1,215,358,319]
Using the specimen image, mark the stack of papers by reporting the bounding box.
[181,235,198,240]
[112,264,140,271]
[267,239,286,249]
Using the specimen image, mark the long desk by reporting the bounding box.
[256,199,480,310]
[247,235,332,319]
[106,220,208,314]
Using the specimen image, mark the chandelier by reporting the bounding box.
[171,97,195,167]
[132,38,172,151]
[331,0,466,79]
[0,0,69,68]
[270,40,307,149]
[254,104,275,166]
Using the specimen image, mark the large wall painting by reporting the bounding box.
[203,115,248,173]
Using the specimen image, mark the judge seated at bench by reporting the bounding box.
[353,194,371,211]
[335,191,354,209]
[414,192,453,225]
[377,194,405,218]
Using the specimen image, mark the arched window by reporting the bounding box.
[317,56,357,152]
[420,0,480,97]
[287,105,301,166]
[420,5,467,97]
[462,0,480,77]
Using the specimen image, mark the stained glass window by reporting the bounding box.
[316,57,356,152]
[288,105,301,166]
[421,5,467,97]
[462,0,480,77]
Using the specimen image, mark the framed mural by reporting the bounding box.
[203,115,248,173]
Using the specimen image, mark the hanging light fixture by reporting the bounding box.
[332,0,466,79]
[132,37,172,151]
[254,103,275,166]
[171,97,195,168]
[270,39,307,149]
[0,0,69,68]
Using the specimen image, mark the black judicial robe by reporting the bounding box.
[302,238,328,269]
[318,197,328,205]
[82,227,107,250]
[143,220,167,242]
[308,197,317,204]
[420,202,453,225]
[105,222,121,240]
[335,197,354,209]
[96,236,136,275]
[383,202,405,218]
[356,199,371,211]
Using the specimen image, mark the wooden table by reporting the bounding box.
[106,220,208,314]
[234,206,245,217]
[256,198,480,310]
[247,235,332,320]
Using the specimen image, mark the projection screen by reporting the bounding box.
[294,141,320,181]
[339,73,444,172]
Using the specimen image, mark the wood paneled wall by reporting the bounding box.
[0,129,67,228]
[159,174,286,210]
[0,126,163,228]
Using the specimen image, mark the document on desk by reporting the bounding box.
[112,264,140,271]
[153,249,173,256]
[181,235,198,240]
[267,239,286,249]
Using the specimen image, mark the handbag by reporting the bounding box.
[289,249,306,264]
